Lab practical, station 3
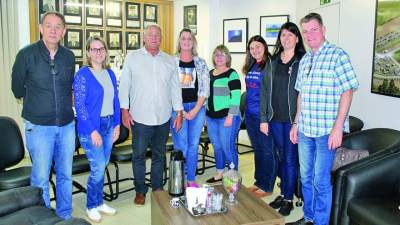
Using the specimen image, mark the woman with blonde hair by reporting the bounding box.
[171,28,209,187]
[74,36,120,223]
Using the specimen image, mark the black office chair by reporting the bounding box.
[196,127,216,175]
[237,91,253,154]
[0,116,31,191]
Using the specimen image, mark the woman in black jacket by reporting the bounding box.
[259,22,306,216]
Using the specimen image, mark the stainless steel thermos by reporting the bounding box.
[168,150,185,196]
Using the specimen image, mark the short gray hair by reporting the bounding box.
[144,24,162,37]
[300,12,324,26]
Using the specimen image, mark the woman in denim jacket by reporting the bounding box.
[171,28,210,187]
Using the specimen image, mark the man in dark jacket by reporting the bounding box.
[11,11,75,220]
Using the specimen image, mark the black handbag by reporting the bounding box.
[332,147,369,171]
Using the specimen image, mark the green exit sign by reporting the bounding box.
[320,0,331,5]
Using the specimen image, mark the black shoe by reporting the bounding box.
[269,195,284,209]
[278,200,293,216]
[286,218,313,225]
[206,177,222,183]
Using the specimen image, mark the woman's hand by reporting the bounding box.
[224,115,233,127]
[91,130,103,147]
[260,123,269,136]
[112,125,120,143]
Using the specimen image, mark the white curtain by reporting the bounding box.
[0,0,24,128]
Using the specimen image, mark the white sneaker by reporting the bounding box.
[97,203,117,215]
[86,208,102,223]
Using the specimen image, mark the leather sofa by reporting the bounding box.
[0,186,90,225]
[331,128,400,225]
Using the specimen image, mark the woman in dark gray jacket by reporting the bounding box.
[259,22,306,216]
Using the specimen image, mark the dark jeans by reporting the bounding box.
[269,121,299,200]
[131,121,170,194]
[245,114,276,192]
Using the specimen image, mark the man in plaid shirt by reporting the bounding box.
[288,13,359,225]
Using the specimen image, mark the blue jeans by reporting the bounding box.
[24,120,75,220]
[245,115,276,192]
[171,103,206,181]
[78,116,114,209]
[131,121,169,194]
[207,115,240,171]
[298,132,336,225]
[269,121,298,200]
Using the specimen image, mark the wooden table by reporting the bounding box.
[151,185,284,225]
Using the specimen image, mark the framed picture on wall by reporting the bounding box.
[63,0,83,25]
[106,0,122,27]
[126,31,141,50]
[75,60,83,72]
[223,18,248,54]
[65,29,83,58]
[371,0,400,97]
[85,0,103,26]
[184,5,197,34]
[126,2,141,29]
[106,31,122,57]
[143,4,158,27]
[86,29,103,41]
[260,15,289,46]
[39,0,60,19]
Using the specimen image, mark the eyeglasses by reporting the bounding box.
[90,47,106,54]
[50,59,58,76]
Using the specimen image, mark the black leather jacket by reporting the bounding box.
[260,53,303,124]
[12,40,75,126]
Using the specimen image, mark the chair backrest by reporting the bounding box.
[342,128,400,155]
[0,117,25,170]
[239,91,246,118]
[114,123,129,146]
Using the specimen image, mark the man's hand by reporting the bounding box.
[121,109,133,130]
[173,111,183,132]
[112,125,120,143]
[328,125,343,150]
[91,130,103,147]
[289,125,298,144]
[260,122,269,136]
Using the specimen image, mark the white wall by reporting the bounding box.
[297,0,400,130]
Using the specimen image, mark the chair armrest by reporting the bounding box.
[0,186,44,217]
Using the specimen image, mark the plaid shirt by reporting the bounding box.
[295,41,359,137]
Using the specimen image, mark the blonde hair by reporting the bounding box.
[212,44,232,67]
[175,28,198,56]
[85,36,110,69]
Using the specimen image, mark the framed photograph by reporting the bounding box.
[260,15,289,46]
[126,31,141,50]
[75,61,83,72]
[223,18,248,54]
[63,0,82,25]
[85,0,103,26]
[39,0,60,19]
[144,4,157,27]
[371,0,400,97]
[126,2,140,28]
[184,5,197,34]
[86,29,103,41]
[65,29,83,58]
[106,0,122,27]
[107,31,122,57]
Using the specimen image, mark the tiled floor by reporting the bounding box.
[23,144,304,224]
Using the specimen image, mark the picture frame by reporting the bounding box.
[85,0,103,26]
[126,31,141,50]
[259,15,289,46]
[106,0,122,28]
[63,0,82,25]
[86,29,104,41]
[38,0,60,19]
[223,18,248,54]
[126,2,141,29]
[75,60,83,72]
[65,29,83,58]
[144,4,158,28]
[184,5,197,35]
[371,0,400,97]
[106,31,122,57]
